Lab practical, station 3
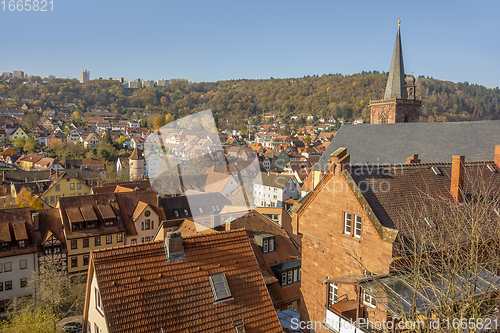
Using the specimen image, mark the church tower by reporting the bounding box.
[128,147,144,181]
[370,21,421,124]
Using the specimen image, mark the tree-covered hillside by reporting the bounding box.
[1,73,499,128]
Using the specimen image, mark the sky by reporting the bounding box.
[2,0,499,88]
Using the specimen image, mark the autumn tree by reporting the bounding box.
[16,188,43,210]
[153,114,166,129]
[22,112,40,132]
[23,138,37,153]
[165,113,174,124]
[13,137,25,149]
[72,110,80,121]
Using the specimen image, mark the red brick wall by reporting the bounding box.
[370,100,420,124]
[299,172,394,332]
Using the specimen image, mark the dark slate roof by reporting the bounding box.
[313,121,500,170]
[384,22,407,100]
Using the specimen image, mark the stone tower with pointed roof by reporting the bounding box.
[128,147,144,181]
[370,21,421,124]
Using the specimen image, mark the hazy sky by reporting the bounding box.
[2,0,499,88]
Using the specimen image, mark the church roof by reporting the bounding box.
[384,21,408,100]
[312,120,500,169]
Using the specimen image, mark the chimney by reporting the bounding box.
[225,219,232,231]
[404,154,421,164]
[495,145,500,168]
[450,155,465,204]
[163,231,185,263]
[32,212,39,231]
[328,147,350,175]
[210,212,221,229]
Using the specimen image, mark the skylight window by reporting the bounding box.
[235,325,246,333]
[431,166,442,175]
[209,273,231,301]
[425,217,436,228]
[487,164,497,173]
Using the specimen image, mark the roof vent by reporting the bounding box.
[487,164,497,173]
[431,166,442,175]
[425,217,436,228]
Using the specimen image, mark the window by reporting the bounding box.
[77,183,82,190]
[293,269,298,282]
[18,240,26,248]
[363,290,376,308]
[94,323,99,333]
[54,246,61,253]
[145,236,150,242]
[71,240,77,249]
[19,260,27,270]
[199,207,203,213]
[55,184,60,192]
[209,273,231,301]
[105,220,114,226]
[95,237,101,246]
[145,219,150,230]
[4,262,11,272]
[174,210,179,217]
[95,288,102,311]
[0,282,3,291]
[70,183,75,190]
[1,243,9,251]
[145,210,151,217]
[288,271,293,284]
[0,263,2,272]
[215,205,220,211]
[45,248,52,255]
[131,239,137,245]
[141,222,144,231]
[83,238,89,248]
[71,257,78,267]
[20,278,27,288]
[117,234,123,242]
[184,209,189,216]
[328,283,338,306]
[354,215,362,238]
[83,255,89,266]
[263,240,268,253]
[5,281,12,290]
[50,196,55,204]
[344,213,352,235]
[269,238,274,252]
[106,235,112,244]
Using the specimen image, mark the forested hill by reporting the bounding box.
[1,73,499,128]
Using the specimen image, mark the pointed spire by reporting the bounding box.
[384,20,408,100]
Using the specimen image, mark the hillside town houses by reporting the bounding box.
[1,24,500,332]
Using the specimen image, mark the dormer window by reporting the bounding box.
[1,243,9,251]
[18,240,26,249]
[253,233,275,253]
[209,273,231,301]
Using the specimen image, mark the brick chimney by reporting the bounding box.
[450,155,465,204]
[495,145,500,168]
[164,231,185,263]
[328,148,350,175]
[404,154,421,164]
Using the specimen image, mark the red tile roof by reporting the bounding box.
[88,229,282,333]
